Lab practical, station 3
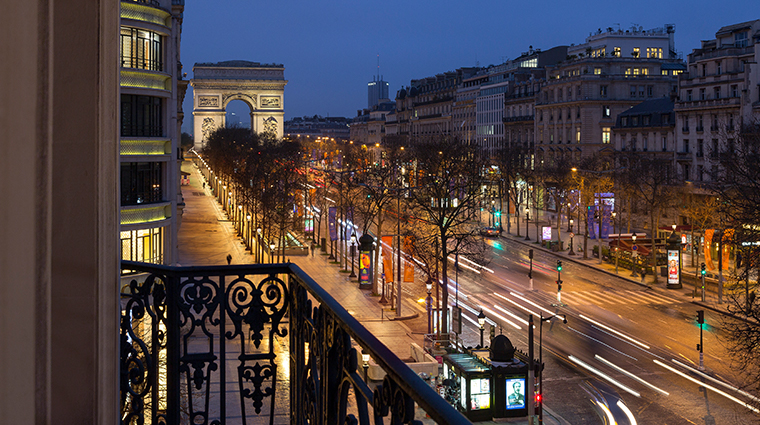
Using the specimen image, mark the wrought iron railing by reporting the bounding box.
[120,261,471,425]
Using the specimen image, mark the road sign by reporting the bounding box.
[632,244,638,251]
[569,232,574,238]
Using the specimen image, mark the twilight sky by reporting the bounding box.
[180,0,756,134]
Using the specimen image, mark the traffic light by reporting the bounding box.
[489,325,495,341]
[700,263,706,276]
[529,249,534,259]
[697,310,704,325]
[557,280,563,291]
[557,260,562,272]
[534,392,543,413]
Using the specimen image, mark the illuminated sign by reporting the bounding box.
[542,226,552,241]
[505,378,526,409]
[359,252,371,286]
[667,250,680,286]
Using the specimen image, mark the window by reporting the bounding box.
[699,88,706,100]
[121,162,163,205]
[121,227,163,267]
[621,117,628,126]
[647,86,653,97]
[714,87,721,99]
[602,127,611,143]
[712,138,719,154]
[662,69,669,76]
[567,87,572,99]
[613,47,621,57]
[630,137,636,151]
[633,47,640,58]
[600,85,608,97]
[683,116,689,131]
[701,64,706,77]
[728,114,734,131]
[625,68,632,76]
[687,90,693,101]
[661,114,670,125]
[120,27,164,71]
[716,61,722,75]
[647,47,663,58]
[698,115,704,131]
[594,67,602,75]
[121,94,163,137]
[697,139,704,157]
[633,68,640,76]
[630,85,637,98]
[643,116,650,126]
[641,68,649,75]
[577,85,581,97]
[639,86,645,97]
[632,116,639,126]
[683,139,690,153]
[736,31,749,48]
[662,135,668,151]
[602,105,610,118]
[576,127,581,143]
[698,165,704,181]
[731,85,738,98]
[643,136,648,151]
[683,164,690,180]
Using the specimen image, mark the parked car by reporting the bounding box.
[480,226,500,237]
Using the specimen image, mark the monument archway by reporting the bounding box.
[191,60,287,150]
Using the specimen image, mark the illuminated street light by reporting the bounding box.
[477,309,487,347]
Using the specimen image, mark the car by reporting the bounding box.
[480,226,500,237]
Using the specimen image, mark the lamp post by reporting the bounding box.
[361,350,370,382]
[237,205,243,234]
[612,212,618,273]
[256,227,262,263]
[566,202,573,232]
[631,234,638,277]
[426,279,433,334]
[477,309,486,348]
[246,214,252,251]
[525,207,531,241]
[270,242,276,264]
[349,235,357,278]
[537,313,567,425]
[568,219,575,256]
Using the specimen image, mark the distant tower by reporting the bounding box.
[367,54,389,108]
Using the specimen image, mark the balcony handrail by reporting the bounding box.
[120,260,471,425]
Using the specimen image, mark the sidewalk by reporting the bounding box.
[178,159,428,359]
[180,160,572,424]
[497,214,744,320]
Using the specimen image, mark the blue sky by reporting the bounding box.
[180,0,755,134]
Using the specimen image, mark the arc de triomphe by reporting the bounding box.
[191,60,287,150]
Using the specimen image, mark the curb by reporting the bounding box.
[386,312,420,321]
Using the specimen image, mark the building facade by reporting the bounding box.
[120,0,187,269]
[536,26,684,165]
[674,20,760,182]
[368,76,390,108]
[285,116,351,140]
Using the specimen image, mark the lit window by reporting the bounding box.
[576,127,581,143]
[625,68,632,76]
[633,47,640,58]
[613,47,621,57]
[594,67,602,75]
[633,68,640,76]
[602,127,611,143]
[661,69,669,75]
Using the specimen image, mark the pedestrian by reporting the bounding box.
[310,242,314,257]
[202,182,205,189]
[226,253,232,265]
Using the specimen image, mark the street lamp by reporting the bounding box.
[631,234,638,277]
[568,219,575,256]
[349,235,357,278]
[566,202,573,232]
[270,242,276,264]
[426,279,433,334]
[256,227,262,263]
[525,207,531,241]
[246,214,252,251]
[612,212,618,273]
[477,309,487,348]
[361,350,370,382]
[537,313,567,425]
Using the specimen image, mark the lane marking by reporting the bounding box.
[567,327,638,361]
[569,355,641,397]
[671,359,760,404]
[654,359,759,413]
[504,292,556,316]
[480,305,522,330]
[491,304,531,327]
[580,314,651,349]
[595,355,670,396]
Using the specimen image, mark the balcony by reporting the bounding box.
[120,261,469,425]
[676,152,692,161]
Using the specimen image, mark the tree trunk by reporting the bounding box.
[440,232,449,336]
[583,214,589,259]
[556,202,562,246]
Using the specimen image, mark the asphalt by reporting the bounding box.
[177,159,570,425]
[495,213,745,320]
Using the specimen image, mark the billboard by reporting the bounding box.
[505,378,526,410]
[667,250,680,286]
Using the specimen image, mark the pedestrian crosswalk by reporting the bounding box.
[560,290,681,306]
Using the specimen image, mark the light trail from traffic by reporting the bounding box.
[595,355,670,396]
[570,355,641,397]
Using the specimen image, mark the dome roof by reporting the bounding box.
[489,335,516,362]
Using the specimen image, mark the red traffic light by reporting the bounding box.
[535,393,542,403]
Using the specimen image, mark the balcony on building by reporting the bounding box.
[120,260,471,425]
